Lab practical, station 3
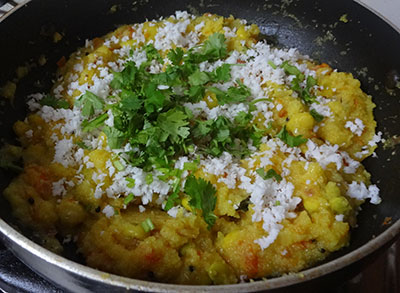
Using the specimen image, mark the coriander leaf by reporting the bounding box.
[144,44,163,64]
[110,61,137,90]
[306,75,317,88]
[256,168,282,182]
[167,48,184,65]
[183,106,194,119]
[209,82,250,105]
[216,128,230,142]
[201,33,228,61]
[212,64,232,82]
[281,61,304,80]
[225,83,251,103]
[301,89,317,104]
[75,91,104,117]
[286,71,318,104]
[126,178,135,188]
[310,109,324,122]
[112,158,125,171]
[276,125,307,147]
[268,60,277,69]
[120,90,142,112]
[164,192,180,211]
[76,141,91,150]
[141,218,155,232]
[39,95,70,109]
[103,126,126,149]
[185,85,205,102]
[157,108,190,143]
[234,111,252,127]
[291,77,303,93]
[184,175,217,229]
[302,75,318,104]
[124,193,134,205]
[193,119,213,137]
[81,113,108,132]
[188,70,210,86]
[171,176,181,192]
[144,82,165,114]
[145,173,153,184]
[183,160,199,171]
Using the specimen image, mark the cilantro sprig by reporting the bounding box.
[280,61,318,105]
[276,125,307,147]
[74,91,104,117]
[39,95,70,109]
[193,114,266,158]
[74,33,262,172]
[72,33,276,228]
[310,109,324,122]
[184,175,217,229]
[256,168,282,182]
[209,80,251,105]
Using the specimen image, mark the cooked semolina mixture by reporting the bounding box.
[2,11,382,284]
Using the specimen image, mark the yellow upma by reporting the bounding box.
[3,12,381,284]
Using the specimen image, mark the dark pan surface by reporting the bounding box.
[0,0,399,289]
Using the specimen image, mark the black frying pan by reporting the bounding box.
[0,0,399,292]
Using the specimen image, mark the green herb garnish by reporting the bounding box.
[145,173,153,184]
[280,61,318,104]
[39,95,70,109]
[276,125,307,147]
[112,158,125,171]
[74,91,104,117]
[268,60,277,69]
[281,61,305,80]
[164,192,180,211]
[141,218,155,232]
[256,168,282,182]
[184,175,217,229]
[76,141,91,150]
[73,33,266,189]
[310,109,324,122]
[124,193,134,205]
[199,32,228,61]
[81,113,108,132]
[209,80,250,105]
[126,178,136,188]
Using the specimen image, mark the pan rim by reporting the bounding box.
[353,0,400,34]
[0,217,399,291]
[0,0,399,291]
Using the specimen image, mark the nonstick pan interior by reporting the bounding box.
[0,0,399,290]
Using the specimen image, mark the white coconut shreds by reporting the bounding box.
[347,181,381,204]
[22,11,382,251]
[345,118,365,136]
[102,205,115,218]
[305,140,360,173]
